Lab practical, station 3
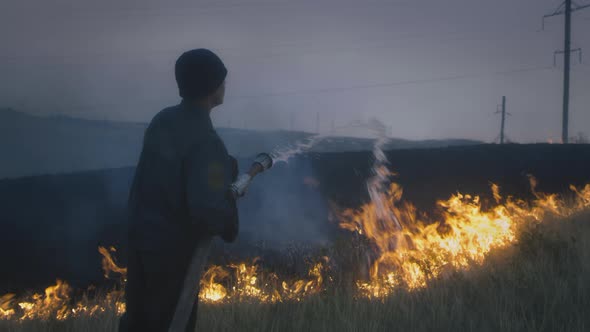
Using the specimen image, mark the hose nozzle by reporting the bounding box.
[253,153,273,171]
[230,152,274,198]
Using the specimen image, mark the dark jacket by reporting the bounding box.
[127,100,238,251]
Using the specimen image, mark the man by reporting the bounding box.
[119,48,239,332]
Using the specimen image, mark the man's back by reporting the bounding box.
[127,101,234,251]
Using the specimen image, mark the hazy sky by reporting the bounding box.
[1,0,590,142]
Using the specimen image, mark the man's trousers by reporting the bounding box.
[118,246,198,332]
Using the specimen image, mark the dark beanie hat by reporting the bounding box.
[175,48,227,100]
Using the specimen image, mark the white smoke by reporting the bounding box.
[365,127,402,230]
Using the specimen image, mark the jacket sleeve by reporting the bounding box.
[185,139,239,243]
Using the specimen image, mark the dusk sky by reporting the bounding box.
[1,0,590,142]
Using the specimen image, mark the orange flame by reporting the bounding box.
[0,294,16,319]
[98,246,127,281]
[199,257,329,303]
[338,178,590,298]
[0,247,127,321]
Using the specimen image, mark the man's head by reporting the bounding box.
[175,49,227,110]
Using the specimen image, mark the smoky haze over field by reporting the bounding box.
[1,0,590,143]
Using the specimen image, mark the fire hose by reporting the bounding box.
[168,153,274,332]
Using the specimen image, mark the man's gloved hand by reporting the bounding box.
[231,174,253,197]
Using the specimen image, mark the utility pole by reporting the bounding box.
[290,112,294,131]
[495,96,510,144]
[500,96,506,144]
[543,0,589,143]
[316,112,320,134]
[562,0,572,144]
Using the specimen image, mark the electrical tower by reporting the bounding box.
[543,0,589,143]
[495,96,511,144]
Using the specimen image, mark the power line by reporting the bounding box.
[21,63,556,113]
[9,63,556,114]
[542,1,590,29]
[228,65,556,99]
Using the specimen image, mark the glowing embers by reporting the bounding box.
[200,257,329,303]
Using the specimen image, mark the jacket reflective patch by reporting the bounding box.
[208,161,225,191]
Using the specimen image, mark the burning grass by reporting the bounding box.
[1,210,589,331]
[337,180,590,298]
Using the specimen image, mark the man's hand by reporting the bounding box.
[230,174,253,198]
